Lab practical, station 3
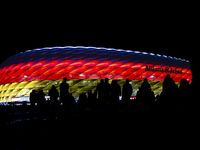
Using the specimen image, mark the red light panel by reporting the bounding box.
[56,60,75,67]
[44,60,61,67]
[109,62,125,67]
[70,60,89,66]
[12,63,25,71]
[21,62,36,70]
[84,60,101,66]
[97,61,113,67]
[121,62,134,68]
[32,61,47,68]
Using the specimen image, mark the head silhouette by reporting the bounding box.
[105,78,109,83]
[166,74,170,78]
[63,77,67,82]
[100,79,104,84]
[52,85,56,89]
[126,79,129,83]
[112,80,117,85]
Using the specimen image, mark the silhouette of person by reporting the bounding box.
[136,78,155,106]
[38,89,46,107]
[87,90,97,111]
[163,74,174,93]
[49,85,59,106]
[110,80,121,105]
[30,90,37,107]
[104,78,111,103]
[179,79,190,98]
[160,74,178,107]
[87,90,93,106]
[141,78,151,90]
[68,93,75,109]
[78,93,87,111]
[122,79,132,103]
[179,79,191,115]
[96,79,105,102]
[60,77,69,105]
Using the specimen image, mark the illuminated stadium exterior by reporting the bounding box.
[0,46,192,103]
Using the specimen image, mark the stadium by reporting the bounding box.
[0,46,192,103]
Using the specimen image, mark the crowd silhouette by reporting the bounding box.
[28,77,135,111]
[0,75,199,123]
[2,75,199,150]
[27,75,199,118]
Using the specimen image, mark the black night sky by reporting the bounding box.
[1,4,199,89]
[1,4,200,149]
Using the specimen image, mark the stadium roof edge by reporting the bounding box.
[18,46,190,63]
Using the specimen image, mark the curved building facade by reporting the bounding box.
[0,46,192,103]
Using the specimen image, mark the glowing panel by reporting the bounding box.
[121,62,134,68]
[44,60,61,67]
[12,63,25,71]
[70,60,89,66]
[32,61,47,68]
[25,81,41,88]
[109,62,125,67]
[84,60,101,66]
[85,66,102,74]
[97,61,113,67]
[111,67,127,75]
[21,62,36,70]
[56,60,75,67]
[5,64,15,72]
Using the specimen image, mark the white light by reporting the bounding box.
[34,48,42,51]
[107,48,113,51]
[163,55,167,58]
[142,52,148,54]
[80,74,85,77]
[150,53,155,55]
[168,56,173,59]
[55,46,64,49]
[134,51,141,53]
[44,47,53,49]
[76,46,85,48]
[107,48,116,51]
[95,47,104,49]
[126,50,132,52]
[117,49,126,51]
[87,46,96,49]
[174,57,178,59]
[156,54,161,57]
[64,46,74,48]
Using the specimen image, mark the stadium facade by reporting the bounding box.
[0,46,192,103]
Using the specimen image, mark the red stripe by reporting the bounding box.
[0,60,192,84]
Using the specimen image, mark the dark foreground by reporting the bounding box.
[1,101,200,150]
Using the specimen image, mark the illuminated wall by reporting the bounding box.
[0,46,192,102]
